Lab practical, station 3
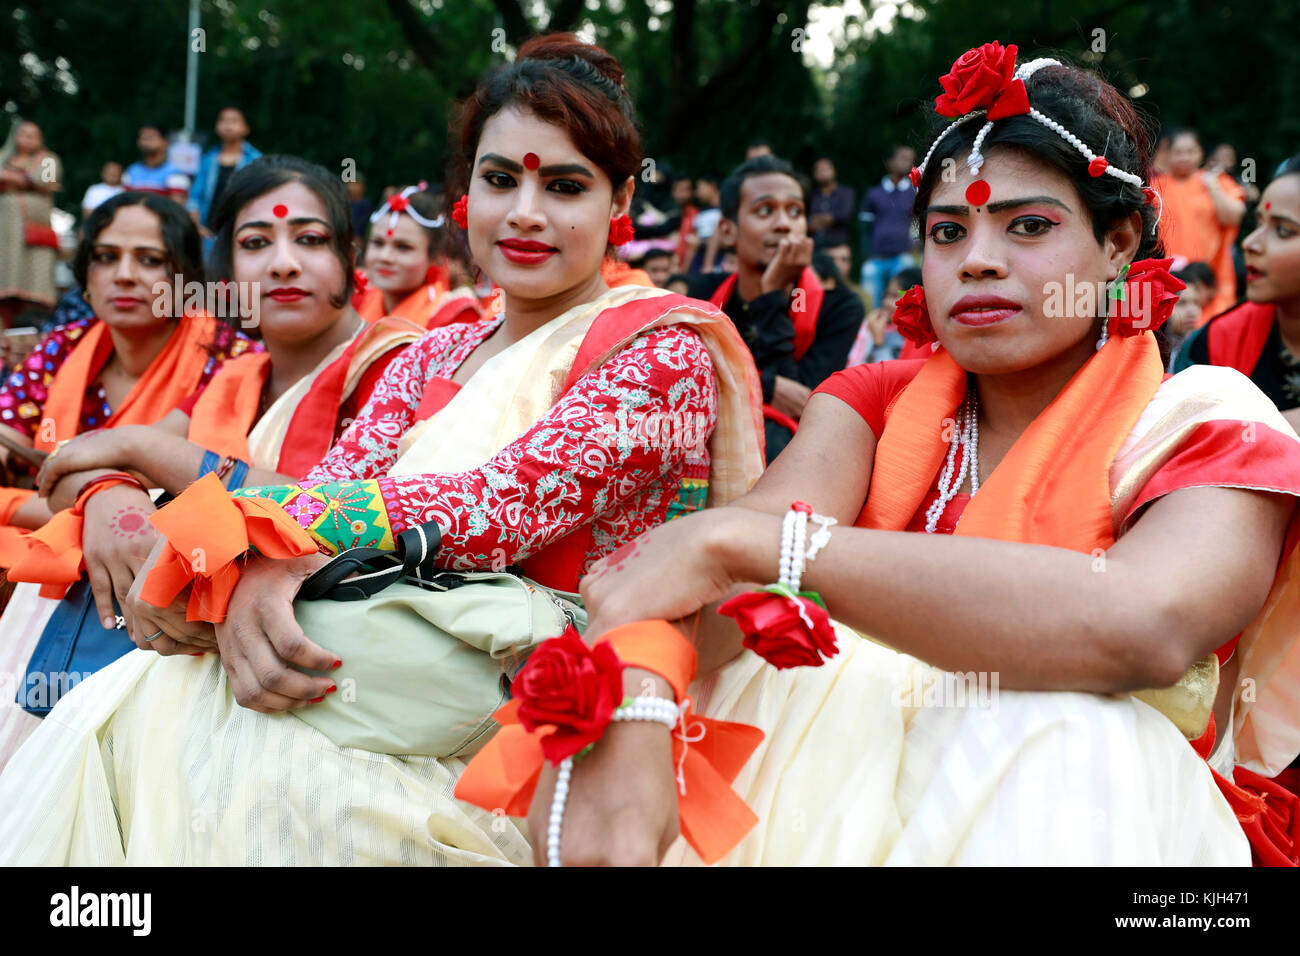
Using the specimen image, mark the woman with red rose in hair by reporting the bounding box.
[537,44,1300,866]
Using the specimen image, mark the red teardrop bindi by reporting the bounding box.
[965,180,991,206]
[523,152,540,171]
[273,204,288,218]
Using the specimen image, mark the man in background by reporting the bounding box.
[809,157,855,249]
[189,105,261,236]
[688,155,859,462]
[859,144,919,309]
[122,123,190,203]
[80,161,124,219]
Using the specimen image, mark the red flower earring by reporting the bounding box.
[892,285,937,347]
[1107,257,1185,339]
[608,214,635,246]
[451,195,469,230]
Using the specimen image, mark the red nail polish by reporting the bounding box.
[332,660,343,669]
[326,685,337,694]
[310,696,324,703]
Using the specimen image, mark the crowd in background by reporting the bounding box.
[0,105,1270,390]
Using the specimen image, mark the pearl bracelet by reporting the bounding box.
[547,695,680,867]
[780,501,837,592]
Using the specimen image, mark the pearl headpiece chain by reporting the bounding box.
[369,183,446,234]
[913,58,1163,233]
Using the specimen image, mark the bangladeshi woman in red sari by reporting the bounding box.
[511,45,1300,866]
[0,34,763,865]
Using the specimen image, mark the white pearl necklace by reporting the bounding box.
[924,387,980,534]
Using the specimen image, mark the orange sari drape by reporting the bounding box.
[186,316,421,478]
[355,279,483,331]
[0,313,227,527]
[1154,172,1245,321]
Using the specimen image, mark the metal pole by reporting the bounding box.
[183,0,200,141]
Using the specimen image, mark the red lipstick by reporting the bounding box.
[267,287,310,303]
[949,294,1022,327]
[497,238,557,265]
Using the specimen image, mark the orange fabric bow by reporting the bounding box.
[139,472,319,622]
[2,475,143,599]
[455,619,766,865]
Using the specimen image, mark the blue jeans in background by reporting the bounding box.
[861,252,919,310]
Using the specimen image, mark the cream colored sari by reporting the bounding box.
[662,364,1300,866]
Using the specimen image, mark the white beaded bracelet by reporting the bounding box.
[546,695,680,867]
[779,503,837,593]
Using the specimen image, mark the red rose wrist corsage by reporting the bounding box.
[455,620,766,865]
[512,625,626,764]
[719,584,838,669]
[719,501,841,669]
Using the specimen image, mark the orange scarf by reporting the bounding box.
[861,332,1164,549]
[356,280,453,328]
[186,317,419,478]
[37,313,223,451]
[0,313,225,527]
[184,351,272,462]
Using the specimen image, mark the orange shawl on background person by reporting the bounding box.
[600,258,654,289]
[861,332,1300,864]
[354,280,483,331]
[1153,171,1245,321]
[0,312,228,531]
[1,316,422,599]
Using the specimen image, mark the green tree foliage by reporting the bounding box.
[4,0,1293,220]
[825,0,1298,189]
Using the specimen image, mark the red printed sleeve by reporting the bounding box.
[234,324,718,572]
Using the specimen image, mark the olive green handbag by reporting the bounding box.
[287,522,585,758]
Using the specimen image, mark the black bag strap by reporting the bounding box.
[298,521,442,602]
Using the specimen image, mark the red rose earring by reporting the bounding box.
[451,195,469,230]
[892,285,937,347]
[608,214,635,246]
[1101,258,1185,347]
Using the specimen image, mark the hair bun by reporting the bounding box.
[516,32,626,93]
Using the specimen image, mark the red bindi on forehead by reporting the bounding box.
[273,204,288,218]
[523,152,540,171]
[965,180,991,206]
